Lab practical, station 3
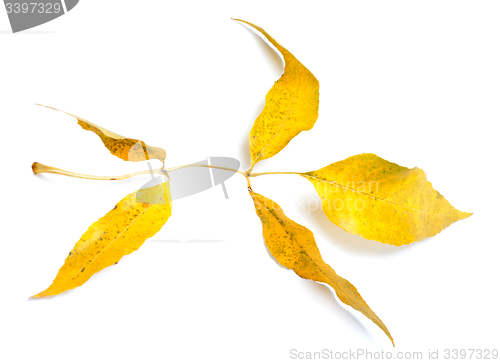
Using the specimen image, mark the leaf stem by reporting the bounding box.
[249,171,303,177]
[246,164,255,175]
[32,162,303,183]
[32,162,168,181]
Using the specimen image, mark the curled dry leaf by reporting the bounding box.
[233,19,320,169]
[303,153,472,245]
[37,104,166,163]
[250,190,394,346]
[31,182,172,298]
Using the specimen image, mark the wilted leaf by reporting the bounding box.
[250,191,393,345]
[234,19,320,168]
[31,181,172,298]
[37,104,166,162]
[303,153,471,245]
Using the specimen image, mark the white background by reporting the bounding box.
[1,1,499,362]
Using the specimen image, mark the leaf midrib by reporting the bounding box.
[304,174,452,217]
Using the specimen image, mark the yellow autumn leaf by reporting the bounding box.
[31,181,172,298]
[233,19,320,169]
[250,191,394,345]
[37,104,166,163]
[303,153,472,246]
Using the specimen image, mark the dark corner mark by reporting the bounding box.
[4,0,80,33]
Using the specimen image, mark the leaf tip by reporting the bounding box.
[231,18,252,28]
[29,292,45,299]
[459,211,473,220]
[380,325,395,346]
[35,103,54,111]
[30,286,59,298]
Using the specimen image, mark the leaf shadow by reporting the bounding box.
[238,117,253,170]
[260,234,377,344]
[299,280,374,340]
[234,21,284,76]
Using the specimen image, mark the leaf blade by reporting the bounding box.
[234,19,320,168]
[31,181,172,298]
[304,153,471,245]
[37,104,166,163]
[250,191,393,345]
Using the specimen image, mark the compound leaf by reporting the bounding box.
[250,190,393,345]
[37,104,166,163]
[303,153,472,245]
[31,181,172,298]
[234,19,320,169]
